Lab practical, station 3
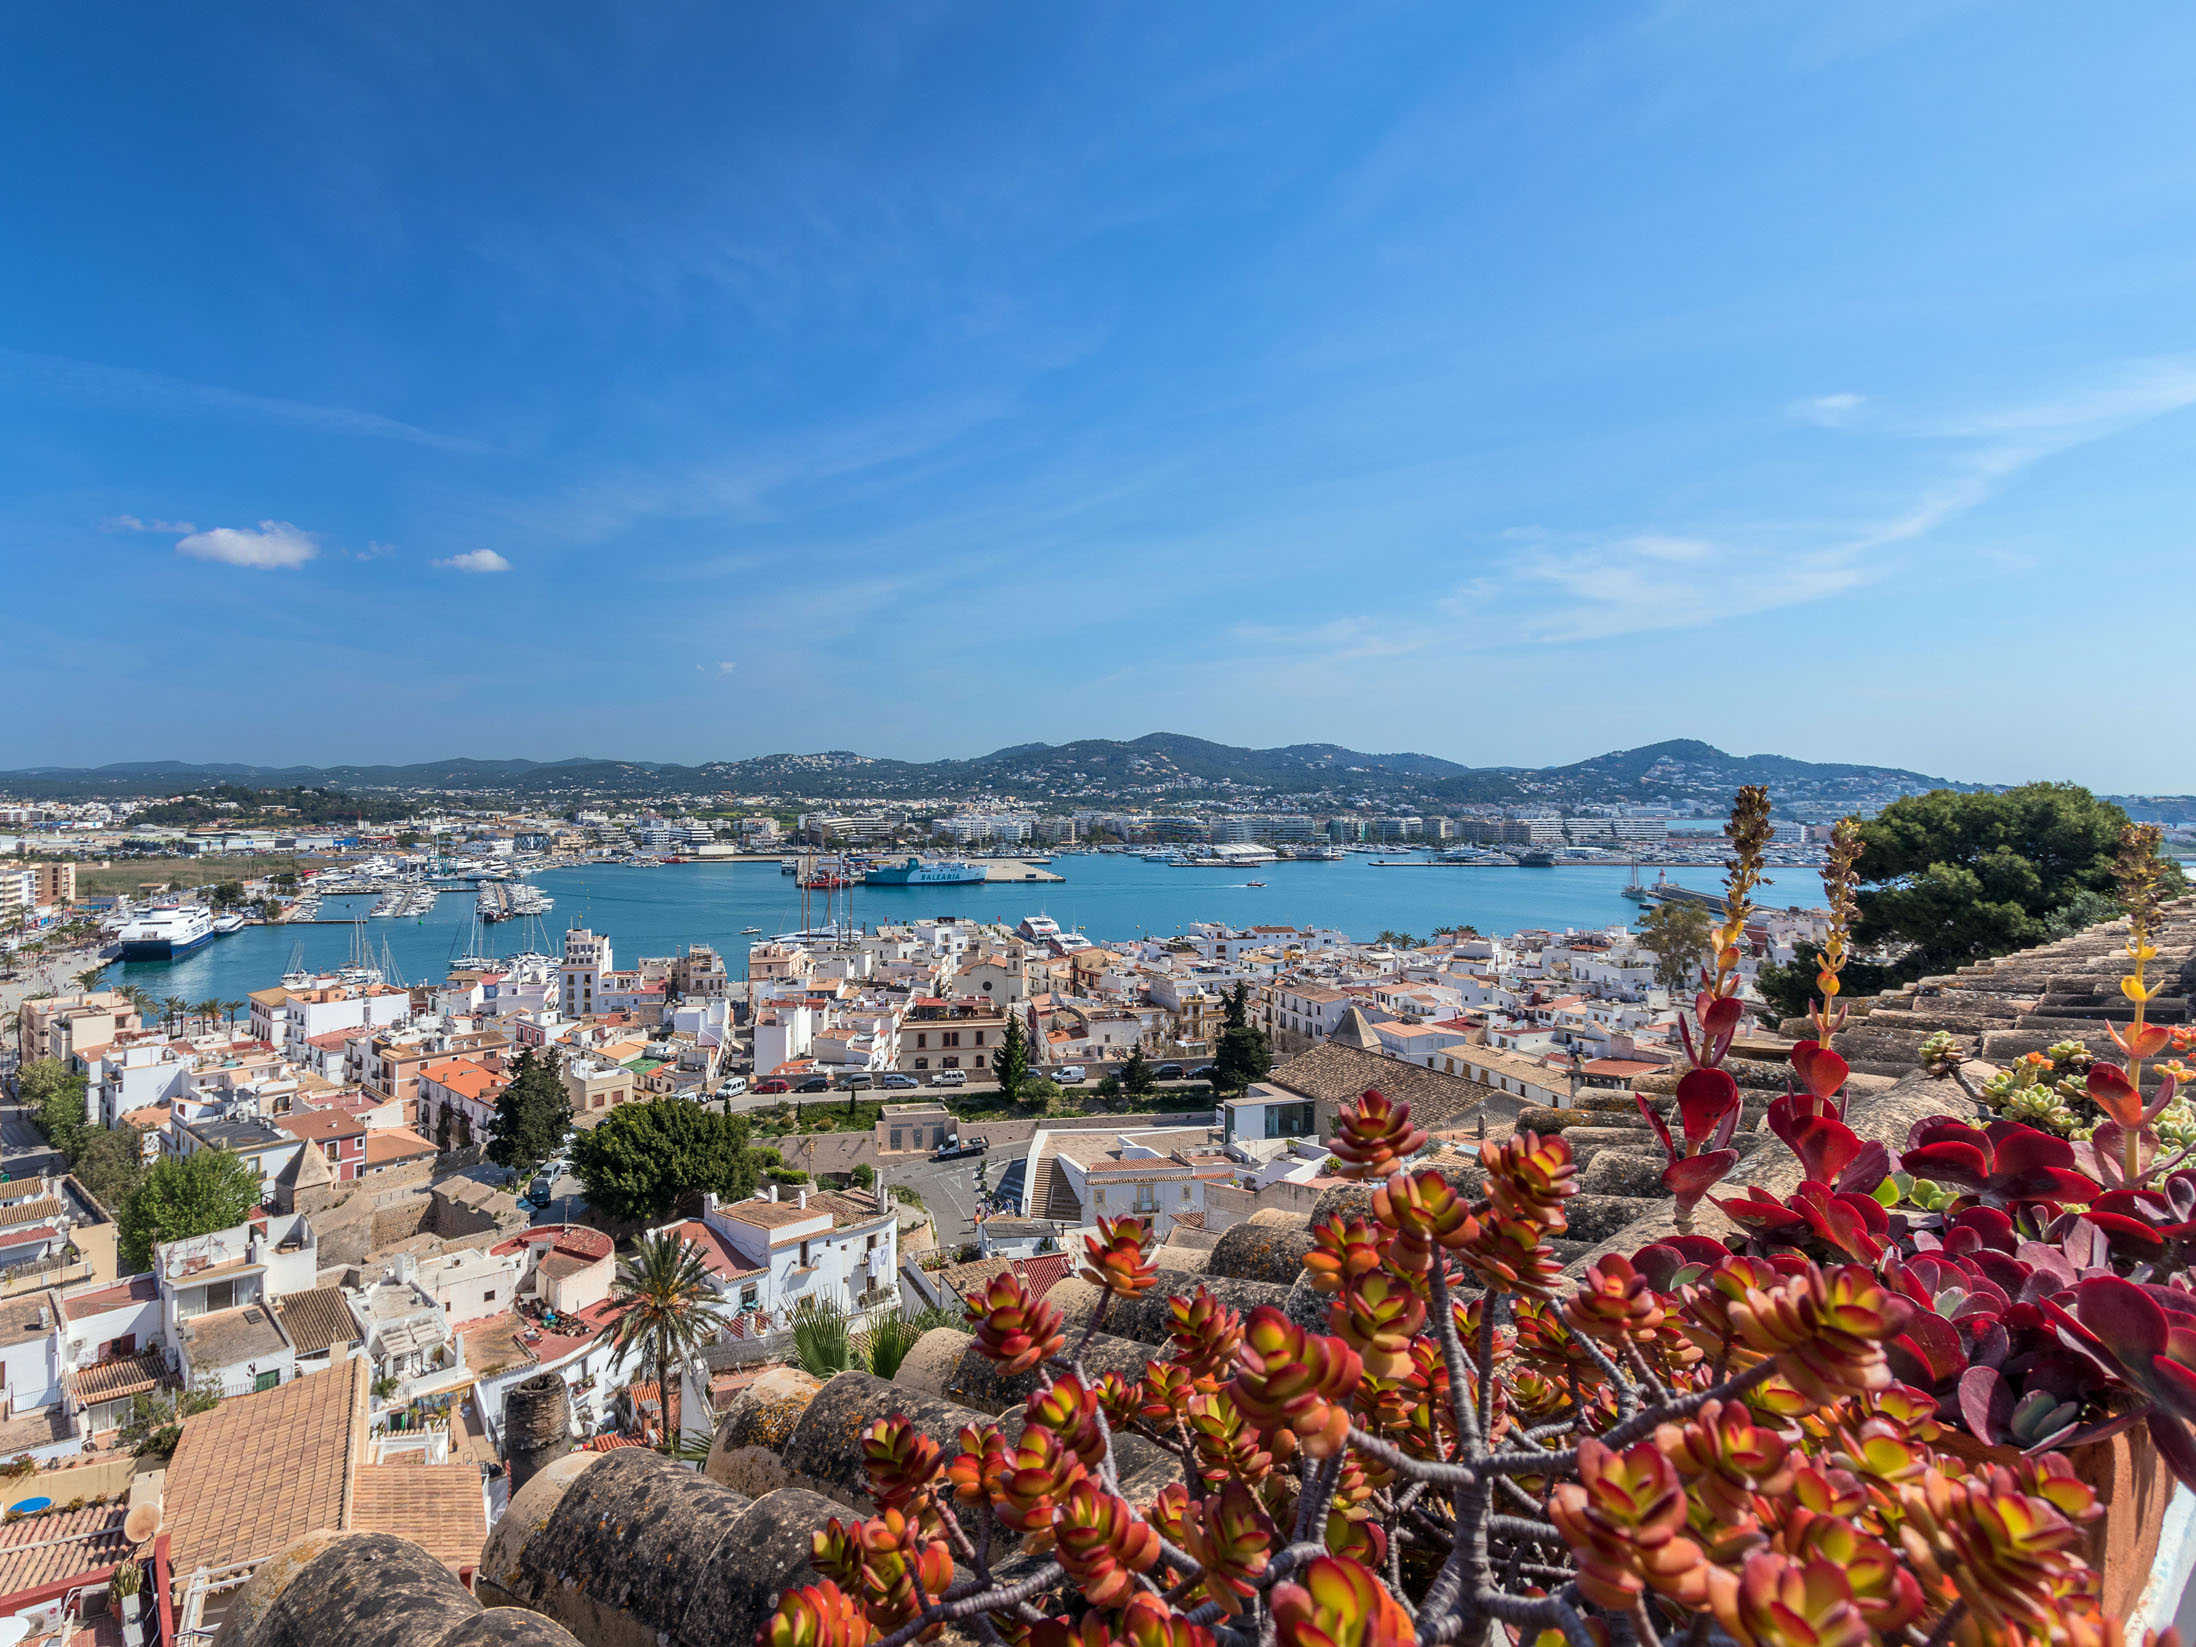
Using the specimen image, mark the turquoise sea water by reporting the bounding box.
[98,854,1772,999]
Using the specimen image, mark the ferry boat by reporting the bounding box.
[864,856,987,887]
[116,904,216,961]
[212,912,247,934]
[1017,914,1062,942]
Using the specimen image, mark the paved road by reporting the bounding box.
[0,1103,66,1182]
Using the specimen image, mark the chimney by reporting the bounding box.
[768,1183,779,1202]
[797,1190,808,1209]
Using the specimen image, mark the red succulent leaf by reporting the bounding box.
[1957,1364,2011,1443]
[1770,1098,1864,1186]
[1634,1090,1677,1164]
[1892,1308,1965,1383]
[1699,995,1744,1045]
[1901,1139,1991,1192]
[1675,1068,1742,1151]
[2088,1064,2145,1128]
[1711,1186,1812,1240]
[2113,1021,2174,1061]
[1629,1236,1732,1292]
[1788,1040,1850,1102]
[1834,1141,1889,1199]
[1663,1150,1739,1207]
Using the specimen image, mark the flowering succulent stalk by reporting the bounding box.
[1810,816,1862,1048]
[2113,821,2169,1185]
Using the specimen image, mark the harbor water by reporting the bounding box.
[98,854,1771,999]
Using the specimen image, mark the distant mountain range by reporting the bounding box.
[0,735,2009,812]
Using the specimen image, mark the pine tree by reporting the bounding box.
[993,1010,1030,1102]
[1212,981,1272,1094]
[488,1048,569,1174]
[1120,1044,1156,1096]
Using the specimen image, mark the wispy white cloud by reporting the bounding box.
[433,548,511,573]
[102,513,197,534]
[176,521,318,569]
[696,660,738,674]
[0,348,475,451]
[1790,392,1865,426]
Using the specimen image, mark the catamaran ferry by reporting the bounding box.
[116,904,216,961]
[863,856,988,886]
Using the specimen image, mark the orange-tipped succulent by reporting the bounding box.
[1478,1130,1578,1227]
[1565,1253,1664,1343]
[1706,1550,1870,1647]
[1179,1480,1276,1615]
[1026,1373,1108,1470]
[1054,1479,1162,1606]
[966,1268,1066,1375]
[1655,1398,1793,1524]
[1302,1216,1389,1296]
[1083,1215,1160,1297]
[1167,1286,1246,1379]
[861,1414,945,1530]
[763,1581,874,1647]
[1547,1437,1710,1611]
[1370,1169,1479,1271]
[1270,1554,1417,1647]
[1728,1265,1908,1407]
[1328,1090,1428,1180]
[1229,1306,1363,1458]
[1326,1270,1427,1378]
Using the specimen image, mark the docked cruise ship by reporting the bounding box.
[863,856,987,886]
[116,904,216,961]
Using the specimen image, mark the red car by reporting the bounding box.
[752,1078,792,1094]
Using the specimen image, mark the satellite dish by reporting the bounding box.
[0,1619,30,1646]
[123,1504,161,1545]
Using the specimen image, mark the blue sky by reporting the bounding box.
[5,3,2195,788]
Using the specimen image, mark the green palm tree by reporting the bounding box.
[161,996,187,1035]
[73,966,107,994]
[193,998,223,1033]
[222,1000,244,1031]
[608,1231,719,1455]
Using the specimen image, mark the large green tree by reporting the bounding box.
[1212,982,1272,1095]
[572,1099,772,1224]
[19,1058,89,1161]
[1120,1044,1156,1096]
[487,1048,570,1175]
[73,1126,147,1213]
[992,1011,1030,1102]
[1851,783,2183,983]
[1636,901,1714,994]
[118,1148,263,1272]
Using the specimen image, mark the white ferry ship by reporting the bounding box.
[116,904,216,961]
[863,856,988,886]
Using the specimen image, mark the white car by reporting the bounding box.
[1055,1065,1087,1085]
[718,1076,749,1098]
[930,1069,968,1087]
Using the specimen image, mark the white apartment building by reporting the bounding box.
[559,928,613,1016]
[653,1186,899,1330]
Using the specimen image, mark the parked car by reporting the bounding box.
[752,1078,791,1094]
[1155,1063,1185,1081]
[836,1071,875,1092]
[1055,1065,1088,1085]
[717,1076,749,1098]
[932,1135,989,1161]
[880,1072,919,1090]
[1191,1065,1220,1083]
[526,1175,555,1202]
[931,1069,968,1087]
[795,1075,832,1093]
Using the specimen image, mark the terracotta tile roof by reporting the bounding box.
[164,1359,365,1577]
[583,1432,648,1452]
[1264,1042,1489,1131]
[363,1128,437,1166]
[349,1462,487,1574]
[0,1504,130,1595]
[275,1287,361,1356]
[938,1251,1073,1303]
[662,1221,764,1282]
[67,1349,166,1404]
[0,1198,64,1231]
